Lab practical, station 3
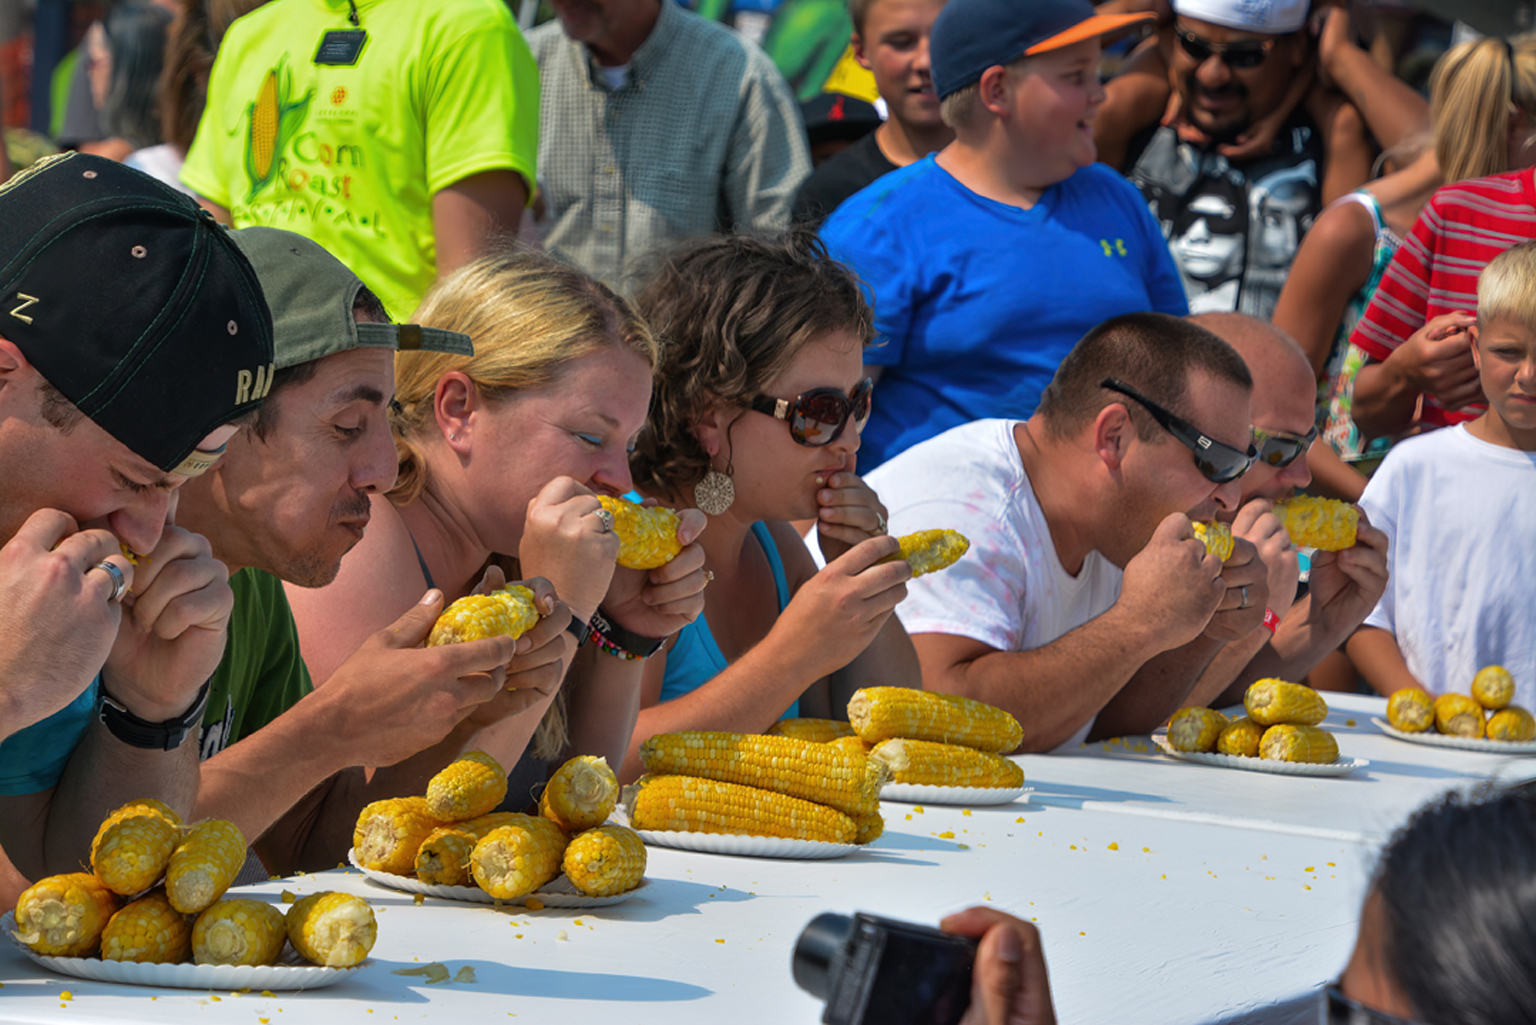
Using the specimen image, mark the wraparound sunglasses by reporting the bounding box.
[1102,378,1257,484]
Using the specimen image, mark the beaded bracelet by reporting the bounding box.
[590,630,642,661]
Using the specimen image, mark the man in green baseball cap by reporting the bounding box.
[174,227,572,875]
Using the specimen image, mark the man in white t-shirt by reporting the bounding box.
[1348,243,1536,709]
[866,312,1270,751]
[1184,314,1390,706]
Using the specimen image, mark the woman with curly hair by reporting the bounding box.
[620,230,920,781]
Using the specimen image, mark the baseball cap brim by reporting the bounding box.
[1024,11,1155,54]
[355,322,473,356]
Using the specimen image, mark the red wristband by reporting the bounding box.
[1261,608,1280,635]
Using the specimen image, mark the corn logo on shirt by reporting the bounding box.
[182,0,539,319]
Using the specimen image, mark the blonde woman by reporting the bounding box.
[287,253,708,781]
[620,231,920,781]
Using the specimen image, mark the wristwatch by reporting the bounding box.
[97,681,211,751]
[589,606,666,659]
[566,616,593,648]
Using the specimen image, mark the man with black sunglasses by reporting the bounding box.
[1183,313,1388,708]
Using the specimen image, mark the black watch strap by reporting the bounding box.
[97,681,211,751]
[565,616,593,648]
[590,606,666,659]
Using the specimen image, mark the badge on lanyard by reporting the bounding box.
[314,29,367,66]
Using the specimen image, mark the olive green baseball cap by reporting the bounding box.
[229,226,472,372]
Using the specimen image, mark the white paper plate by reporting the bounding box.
[881,783,1030,805]
[3,911,361,991]
[634,829,856,859]
[1370,717,1536,755]
[346,850,644,907]
[1152,734,1368,777]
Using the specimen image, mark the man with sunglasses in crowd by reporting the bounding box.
[1181,313,1388,707]
[865,312,1271,752]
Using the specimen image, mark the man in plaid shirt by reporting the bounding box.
[529,0,811,291]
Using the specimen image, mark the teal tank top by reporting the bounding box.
[660,522,797,718]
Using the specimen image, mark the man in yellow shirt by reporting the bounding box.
[182,0,538,320]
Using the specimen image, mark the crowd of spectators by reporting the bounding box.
[0,0,1533,1019]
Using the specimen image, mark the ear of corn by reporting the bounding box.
[561,824,647,897]
[1167,707,1231,753]
[101,890,192,964]
[354,796,443,876]
[166,819,247,914]
[427,585,540,646]
[847,687,1023,753]
[539,755,619,832]
[1216,717,1264,758]
[1274,497,1358,551]
[193,897,287,966]
[852,810,884,845]
[598,496,683,570]
[1259,724,1339,763]
[415,812,520,886]
[285,891,376,968]
[765,718,858,743]
[91,803,181,895]
[1471,666,1515,710]
[1191,521,1235,562]
[469,815,570,899]
[426,751,508,822]
[639,731,888,817]
[1434,693,1486,738]
[1386,687,1435,732]
[623,774,857,844]
[12,873,119,957]
[826,735,873,757]
[1244,679,1328,727]
[1486,706,1536,742]
[870,738,1025,788]
[877,529,970,577]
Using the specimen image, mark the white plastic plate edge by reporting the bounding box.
[2,911,360,991]
[346,850,644,907]
[634,829,856,859]
[1152,734,1368,777]
[880,783,1030,805]
[1370,717,1536,755]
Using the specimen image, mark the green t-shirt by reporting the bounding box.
[199,568,313,759]
[182,0,539,320]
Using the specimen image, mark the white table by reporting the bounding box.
[2,693,1529,1024]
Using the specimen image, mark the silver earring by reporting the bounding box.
[694,469,735,516]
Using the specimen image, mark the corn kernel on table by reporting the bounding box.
[2,694,1531,1025]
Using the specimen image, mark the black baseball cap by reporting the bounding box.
[801,92,882,147]
[931,0,1153,99]
[0,153,274,474]
[229,228,473,372]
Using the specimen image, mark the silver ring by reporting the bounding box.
[594,508,615,534]
[703,570,715,584]
[1238,585,1250,610]
[873,512,888,536]
[92,561,128,603]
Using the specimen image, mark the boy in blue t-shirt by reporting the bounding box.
[820,0,1185,471]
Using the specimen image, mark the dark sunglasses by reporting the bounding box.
[1252,424,1319,468]
[1322,984,1422,1025]
[1101,378,1257,484]
[749,377,874,447]
[1176,27,1278,69]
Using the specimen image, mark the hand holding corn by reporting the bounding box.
[598,496,683,569]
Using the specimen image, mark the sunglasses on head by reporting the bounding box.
[1101,378,1257,484]
[1252,424,1318,468]
[1176,27,1278,69]
[749,377,874,447]
[1322,984,1423,1025]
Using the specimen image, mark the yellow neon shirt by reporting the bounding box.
[183,0,538,320]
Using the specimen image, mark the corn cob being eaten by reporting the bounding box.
[1191,521,1235,562]
[193,898,287,966]
[598,496,682,570]
[561,824,647,897]
[470,815,570,899]
[1260,724,1340,763]
[848,687,1023,753]
[426,750,508,822]
[539,755,619,832]
[1386,687,1435,733]
[766,718,858,743]
[1244,679,1328,726]
[167,819,247,914]
[286,891,377,968]
[101,889,192,964]
[871,738,1025,789]
[624,774,857,844]
[1166,707,1230,753]
[12,873,120,957]
[1471,666,1516,710]
[1434,693,1485,738]
[639,731,888,816]
[354,796,443,876]
[1274,497,1358,551]
[427,585,540,646]
[878,529,971,577]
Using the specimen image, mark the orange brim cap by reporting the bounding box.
[1025,12,1155,55]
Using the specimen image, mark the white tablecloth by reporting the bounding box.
[2,693,1530,1024]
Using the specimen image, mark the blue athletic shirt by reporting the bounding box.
[660,522,798,719]
[0,679,99,795]
[820,157,1189,470]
